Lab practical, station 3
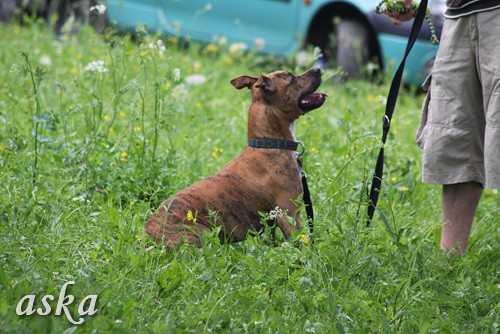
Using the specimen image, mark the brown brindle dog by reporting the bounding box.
[145,68,326,248]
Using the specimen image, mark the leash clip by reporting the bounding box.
[383,115,391,131]
[295,141,305,158]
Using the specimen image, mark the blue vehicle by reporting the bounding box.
[105,0,446,84]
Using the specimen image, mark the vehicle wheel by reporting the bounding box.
[0,0,17,23]
[47,0,107,35]
[335,18,370,78]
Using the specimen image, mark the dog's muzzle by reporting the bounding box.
[299,92,327,111]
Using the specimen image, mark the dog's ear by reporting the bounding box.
[254,75,276,94]
[230,75,258,90]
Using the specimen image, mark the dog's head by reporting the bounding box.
[230,68,326,119]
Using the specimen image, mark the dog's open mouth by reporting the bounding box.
[299,92,327,112]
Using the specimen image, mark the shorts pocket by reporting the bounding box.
[415,74,432,149]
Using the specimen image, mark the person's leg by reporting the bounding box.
[441,182,483,255]
[420,16,485,255]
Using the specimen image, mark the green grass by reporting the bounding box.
[0,20,498,333]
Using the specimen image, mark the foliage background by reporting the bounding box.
[0,20,498,333]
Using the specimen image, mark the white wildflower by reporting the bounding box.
[84,60,108,74]
[52,40,63,56]
[296,46,323,68]
[172,84,188,102]
[295,51,309,67]
[185,74,207,85]
[268,206,288,220]
[72,195,90,203]
[148,39,166,57]
[90,4,107,15]
[39,55,52,66]
[173,68,181,81]
[312,46,323,59]
[229,42,248,55]
[367,61,378,73]
[253,38,266,49]
[157,40,166,56]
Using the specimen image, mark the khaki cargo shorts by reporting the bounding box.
[416,8,500,189]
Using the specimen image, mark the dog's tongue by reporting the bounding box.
[299,92,327,110]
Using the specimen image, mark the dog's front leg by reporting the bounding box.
[276,214,302,240]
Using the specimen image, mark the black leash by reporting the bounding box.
[297,156,314,234]
[367,0,429,225]
[248,137,314,234]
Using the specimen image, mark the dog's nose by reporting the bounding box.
[310,68,321,74]
[300,68,321,78]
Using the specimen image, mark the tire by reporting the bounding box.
[0,0,18,23]
[335,18,370,78]
[47,0,107,35]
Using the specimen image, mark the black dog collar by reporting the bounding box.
[248,137,304,155]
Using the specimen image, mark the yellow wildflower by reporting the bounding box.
[0,143,11,154]
[400,186,409,192]
[186,210,196,223]
[212,147,223,159]
[367,94,384,103]
[139,47,152,57]
[206,43,218,53]
[300,233,310,245]
[192,61,202,72]
[309,147,319,154]
[119,152,128,162]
